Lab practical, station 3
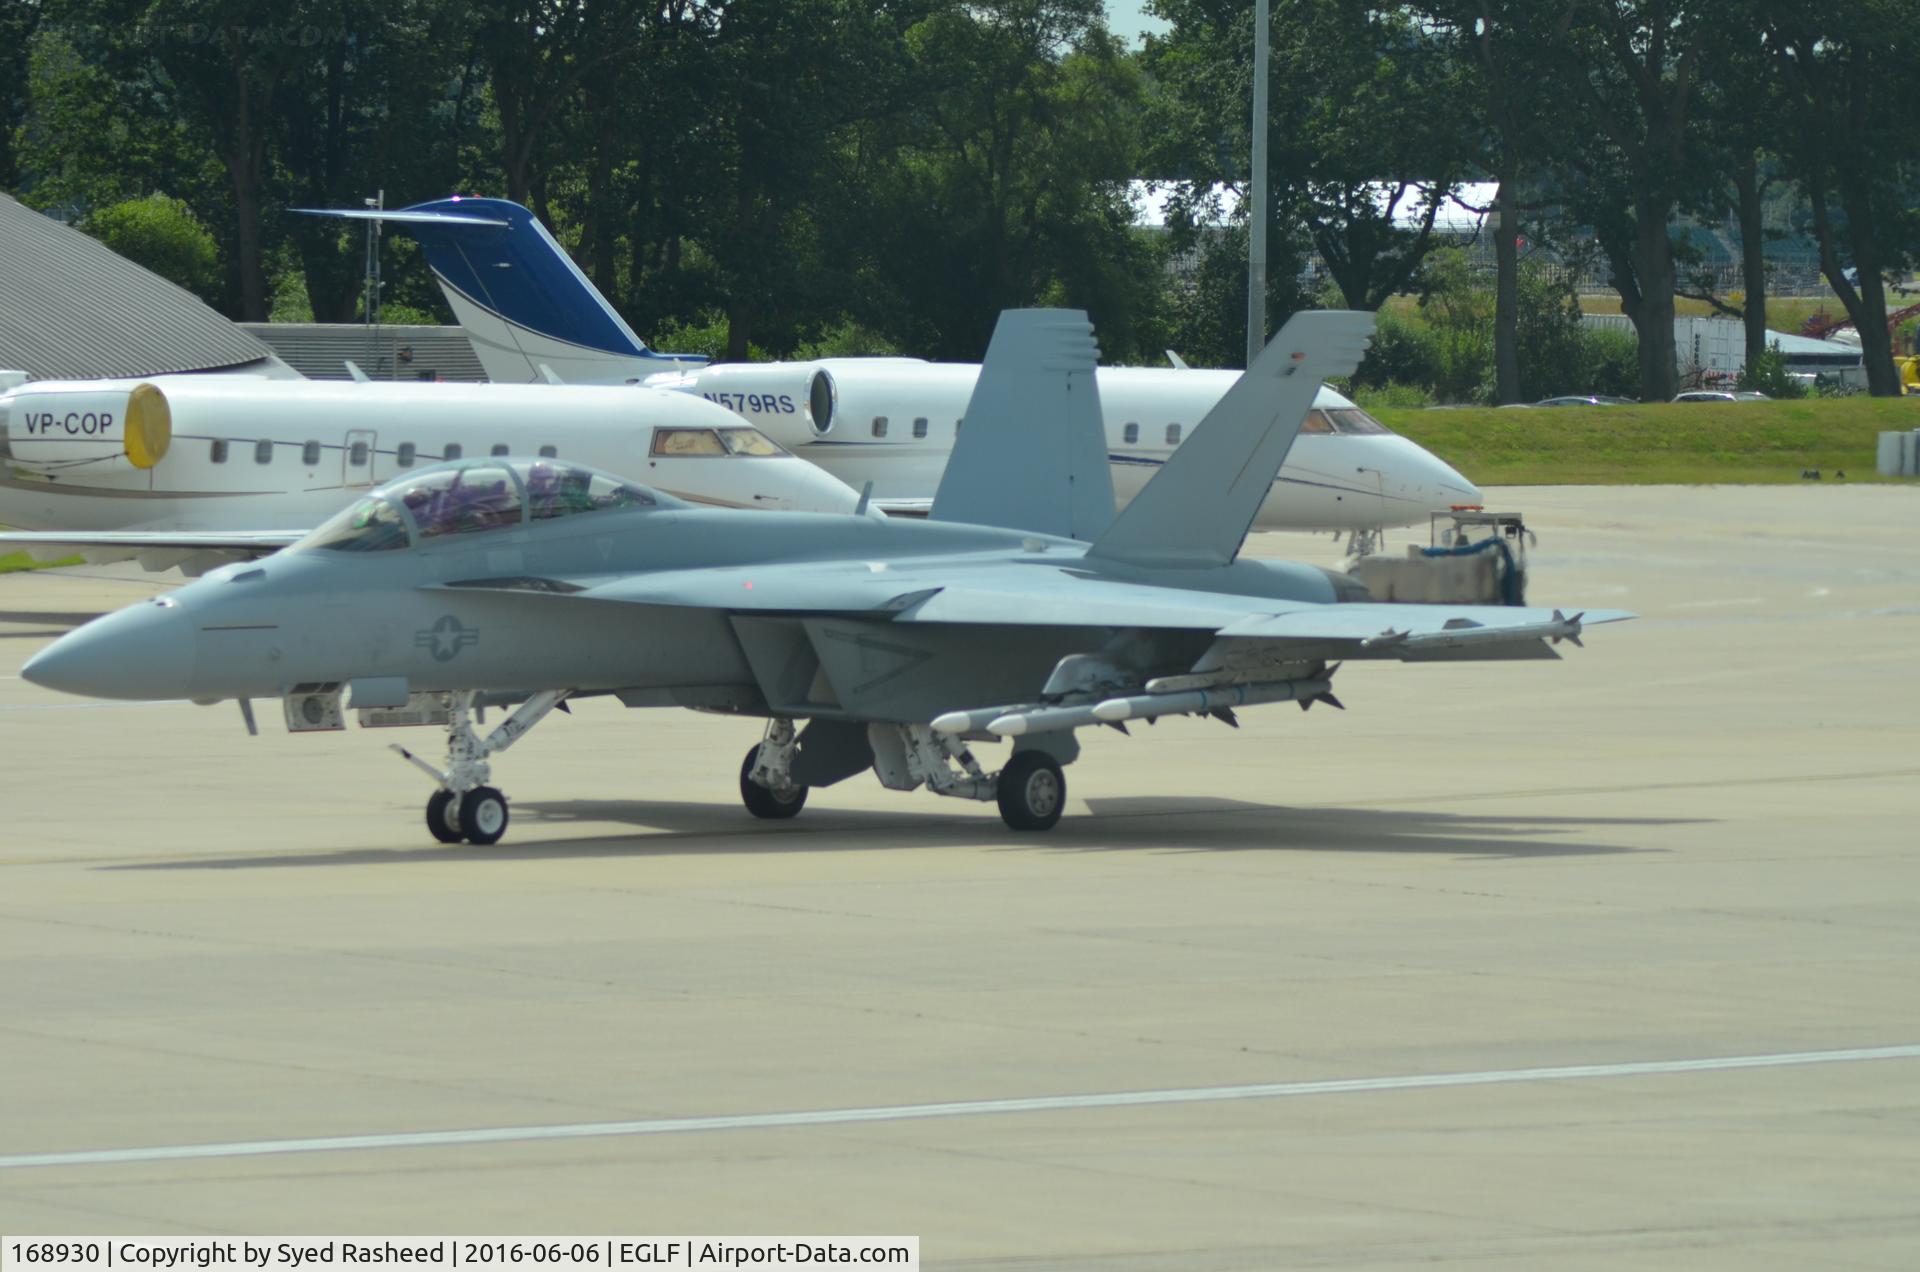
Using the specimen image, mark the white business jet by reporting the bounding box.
[304,199,1481,533]
[0,374,858,573]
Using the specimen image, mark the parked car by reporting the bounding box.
[1672,390,1771,403]
[1535,395,1636,407]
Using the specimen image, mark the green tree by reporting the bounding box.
[1416,2,1575,402]
[0,0,43,189]
[856,0,1163,361]
[84,193,221,301]
[1761,0,1919,396]
[278,1,484,322]
[1144,0,1476,322]
[1539,0,1715,402]
[13,18,225,220]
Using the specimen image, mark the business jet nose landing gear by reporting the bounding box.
[392,689,570,844]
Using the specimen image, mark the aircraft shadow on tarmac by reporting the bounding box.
[105,796,1684,871]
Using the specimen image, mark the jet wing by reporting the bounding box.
[0,530,302,573]
[440,561,1630,659]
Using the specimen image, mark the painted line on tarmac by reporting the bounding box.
[0,699,190,711]
[3,1044,1917,1171]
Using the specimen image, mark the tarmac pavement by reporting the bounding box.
[1,485,1916,1267]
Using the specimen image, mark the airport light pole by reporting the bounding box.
[1246,0,1269,369]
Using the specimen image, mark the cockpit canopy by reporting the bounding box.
[299,458,678,553]
[1299,406,1391,435]
[649,425,787,457]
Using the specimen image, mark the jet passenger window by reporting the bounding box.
[302,441,321,466]
[443,444,462,460]
[303,496,410,553]
[1165,424,1182,445]
[1123,423,1139,444]
[397,443,416,468]
[490,444,510,457]
[538,445,558,458]
[349,441,370,467]
[871,417,888,438]
[398,464,524,540]
[718,428,783,457]
[526,462,658,521]
[651,428,729,457]
[254,439,273,464]
[210,440,228,463]
[912,417,929,439]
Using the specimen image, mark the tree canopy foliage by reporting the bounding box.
[6,0,1917,394]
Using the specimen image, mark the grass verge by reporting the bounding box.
[1377,397,1920,485]
[0,550,86,573]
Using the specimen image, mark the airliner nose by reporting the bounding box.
[21,597,196,701]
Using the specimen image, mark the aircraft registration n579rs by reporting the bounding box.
[0,376,858,573]
[305,198,1481,535]
[23,310,1627,844]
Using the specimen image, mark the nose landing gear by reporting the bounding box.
[394,690,569,844]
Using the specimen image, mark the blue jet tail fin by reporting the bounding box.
[295,198,706,382]
[928,309,1116,542]
[1086,311,1376,569]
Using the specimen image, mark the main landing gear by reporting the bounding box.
[996,750,1066,832]
[394,689,570,845]
[740,718,808,819]
[739,718,1069,832]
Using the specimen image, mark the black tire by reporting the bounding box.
[997,750,1066,831]
[458,785,510,845]
[740,744,807,819]
[425,789,463,844]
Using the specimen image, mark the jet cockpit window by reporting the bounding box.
[651,428,729,457]
[395,464,525,540]
[1325,408,1391,435]
[303,495,412,553]
[1300,410,1335,434]
[525,461,658,521]
[718,427,785,457]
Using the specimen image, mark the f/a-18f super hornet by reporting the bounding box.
[23,310,1628,844]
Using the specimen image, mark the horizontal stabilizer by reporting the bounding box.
[929,309,1116,541]
[294,206,510,228]
[1088,311,1376,569]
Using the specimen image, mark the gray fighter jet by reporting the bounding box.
[23,310,1629,843]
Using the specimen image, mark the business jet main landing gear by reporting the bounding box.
[741,718,808,819]
[393,689,571,845]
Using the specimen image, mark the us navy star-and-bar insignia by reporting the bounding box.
[415,614,481,662]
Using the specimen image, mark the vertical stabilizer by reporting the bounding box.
[294,199,706,383]
[928,309,1116,541]
[1087,310,1375,568]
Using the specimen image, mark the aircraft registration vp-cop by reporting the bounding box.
[23,310,1627,844]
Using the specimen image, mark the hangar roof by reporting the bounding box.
[0,193,276,380]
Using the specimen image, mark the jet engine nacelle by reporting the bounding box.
[648,363,837,447]
[0,381,172,474]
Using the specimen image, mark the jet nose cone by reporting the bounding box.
[22,597,196,701]
[1431,454,1483,507]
